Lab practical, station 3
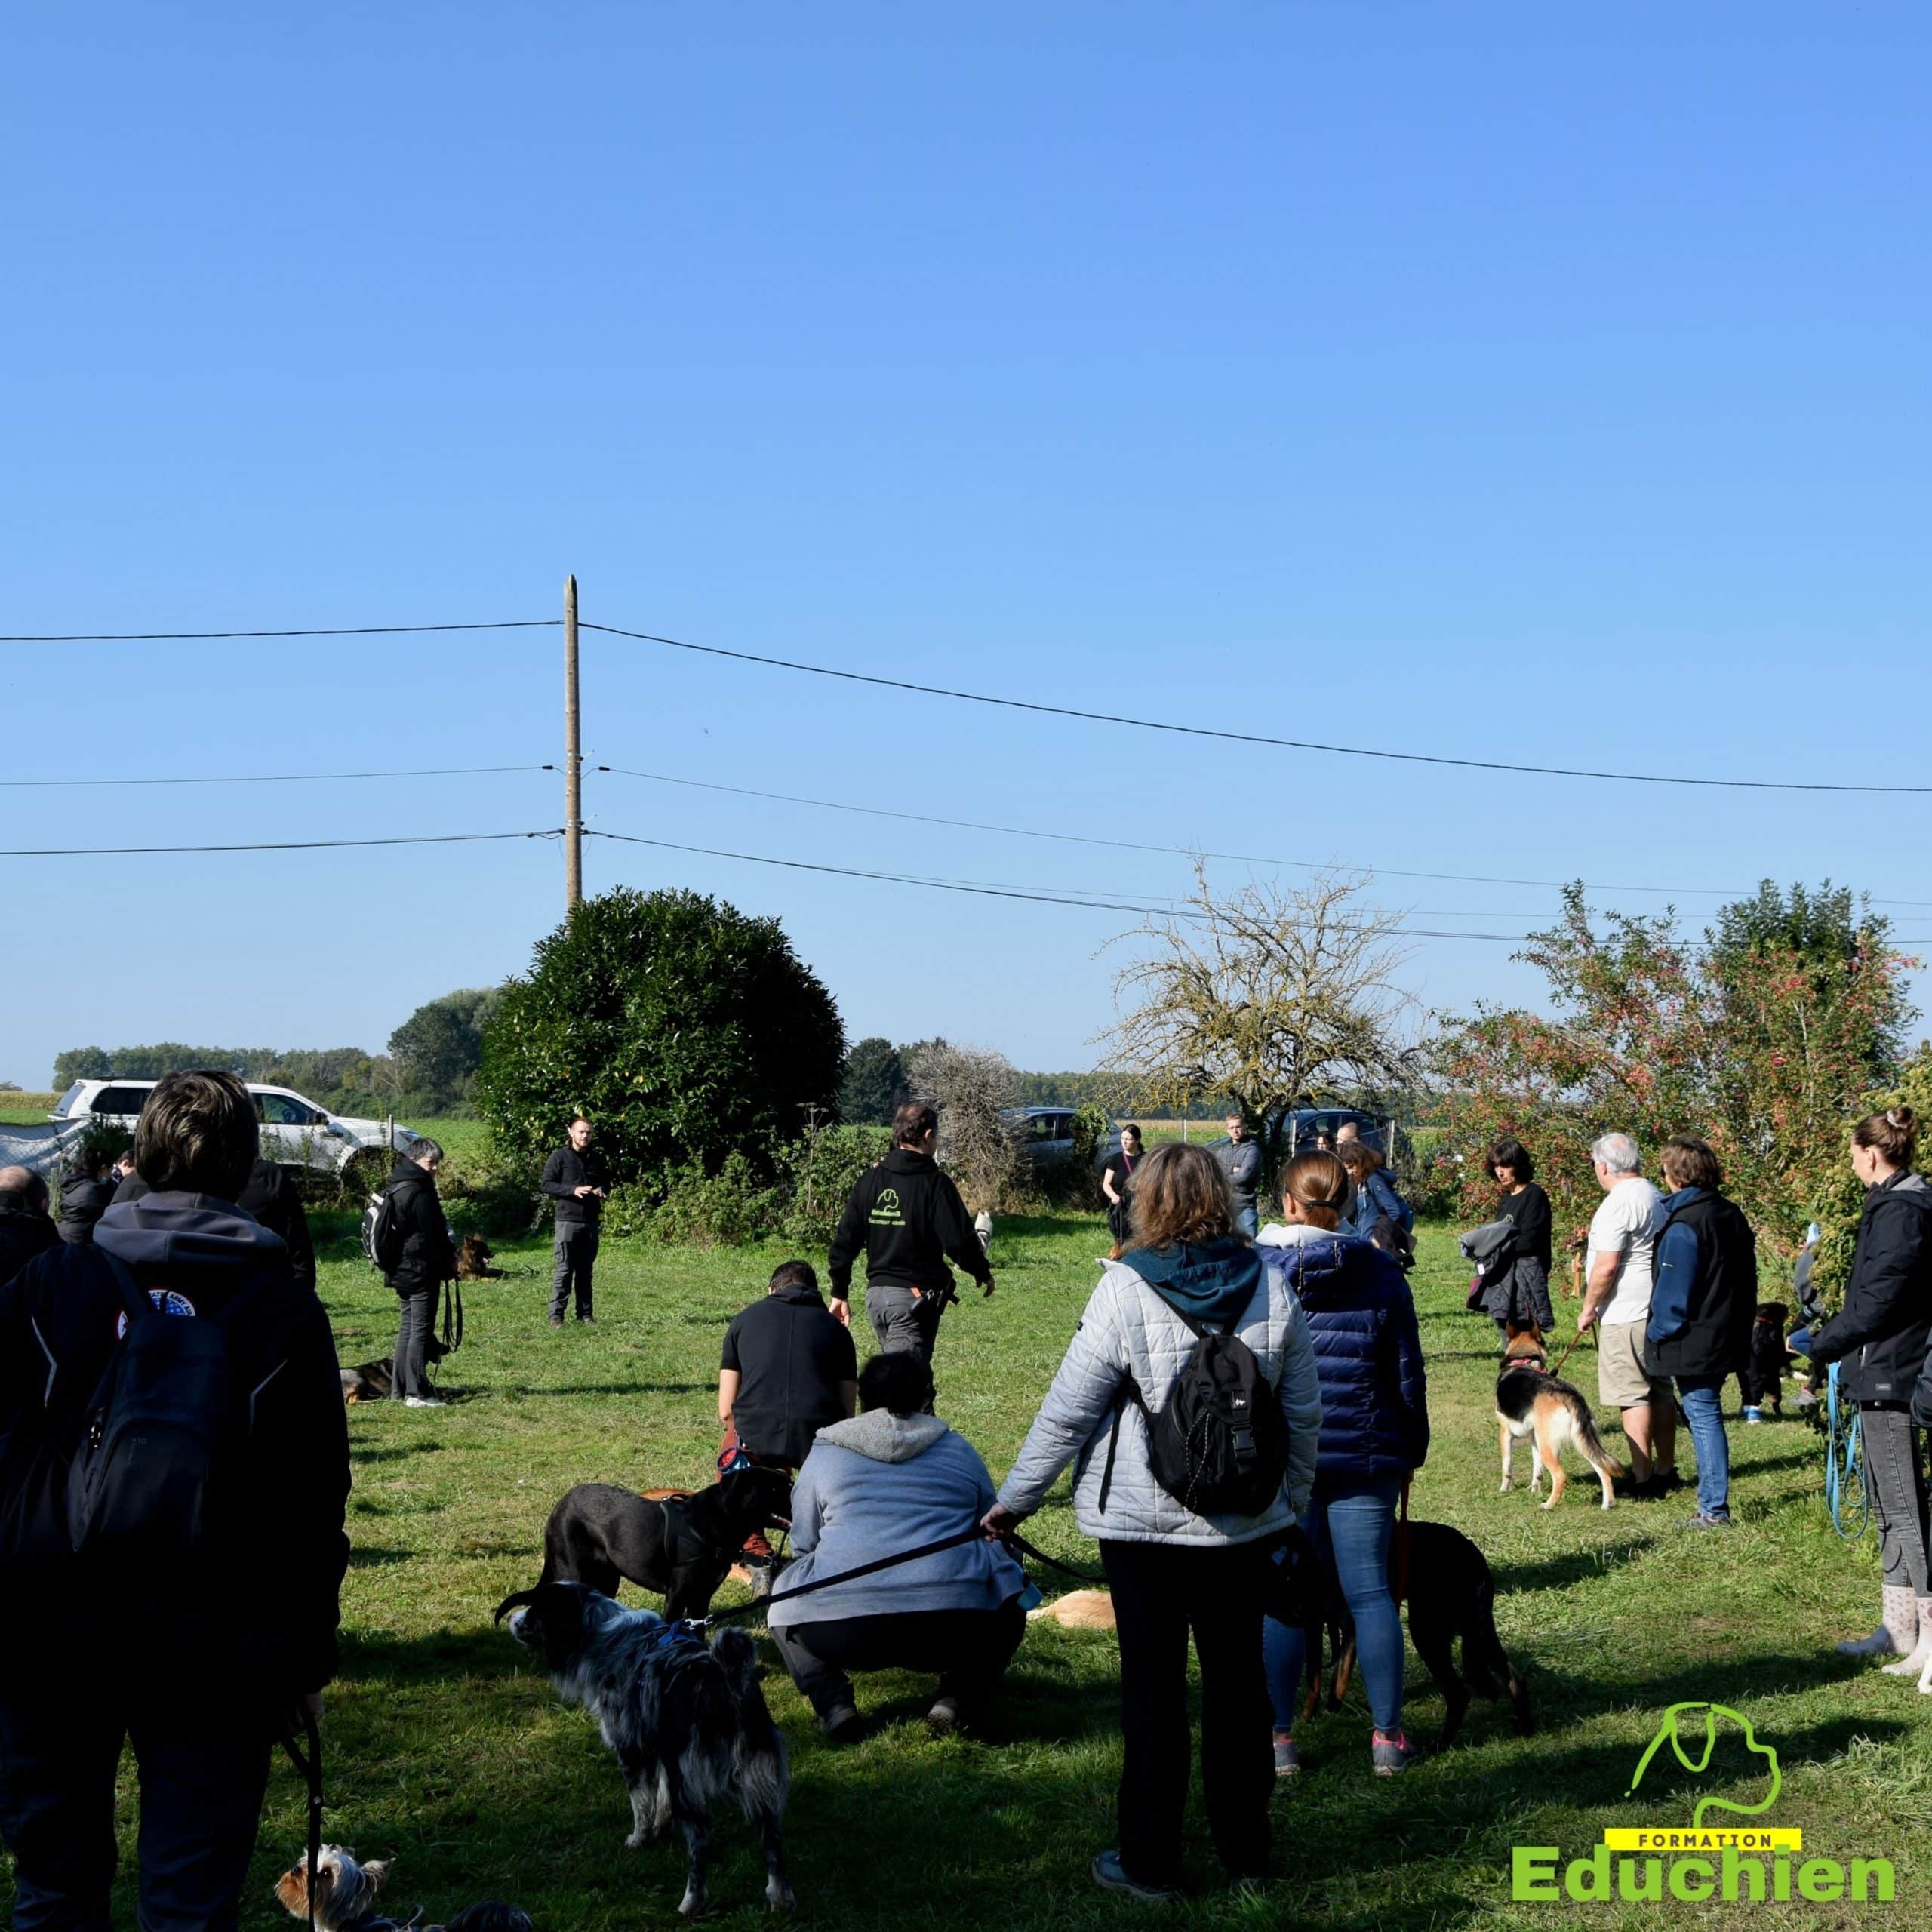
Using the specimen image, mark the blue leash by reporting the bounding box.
[1824,1360,1871,1542]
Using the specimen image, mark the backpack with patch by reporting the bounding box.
[1100,1303,1291,1519]
[66,1254,272,1558]
[361,1186,406,1272]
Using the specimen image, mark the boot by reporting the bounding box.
[1838,1584,1917,1659]
[1881,1598,1932,1677]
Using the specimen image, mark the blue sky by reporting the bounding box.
[3,4,1927,1090]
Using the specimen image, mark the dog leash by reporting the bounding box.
[1547,1324,1597,1379]
[279,1709,324,1932]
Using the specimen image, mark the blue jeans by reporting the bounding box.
[1263,1478,1404,1734]
[1234,1208,1259,1240]
[1677,1375,1730,1521]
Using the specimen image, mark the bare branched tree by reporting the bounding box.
[906,1040,1023,1213]
[1102,863,1423,1180]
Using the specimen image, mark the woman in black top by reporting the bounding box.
[1481,1137,1554,1334]
[1101,1123,1144,1254]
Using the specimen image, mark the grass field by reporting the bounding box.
[2,1214,1926,1929]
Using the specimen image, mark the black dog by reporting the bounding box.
[538,1469,792,1623]
[495,1582,792,1917]
[1739,1301,1790,1416]
[1300,1521,1531,1747]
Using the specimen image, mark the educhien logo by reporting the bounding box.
[1511,1702,1894,1906]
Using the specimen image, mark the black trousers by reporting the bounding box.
[1100,1539,1273,1889]
[392,1283,439,1398]
[551,1223,599,1321]
[0,1669,272,1932]
[769,1600,1025,1720]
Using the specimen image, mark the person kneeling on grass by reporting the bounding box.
[767,1352,1026,1742]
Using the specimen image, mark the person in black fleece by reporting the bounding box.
[0,1168,60,1285]
[540,1114,610,1327]
[0,1070,349,1931]
[114,1154,317,1293]
[828,1102,994,1375]
[382,1140,457,1405]
[57,1146,118,1244]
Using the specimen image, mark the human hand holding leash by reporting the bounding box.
[980,1503,1021,1540]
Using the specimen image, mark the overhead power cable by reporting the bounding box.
[595,764,1932,910]
[0,620,558,642]
[0,829,562,857]
[583,622,1930,796]
[586,828,1553,937]
[1,763,553,791]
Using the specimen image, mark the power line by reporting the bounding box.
[0,829,563,857]
[0,620,558,642]
[586,827,1561,937]
[583,621,1930,797]
[1,763,553,791]
[595,764,1932,910]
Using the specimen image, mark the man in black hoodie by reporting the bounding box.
[0,1167,60,1284]
[381,1137,457,1407]
[0,1070,349,1931]
[828,1103,995,1372]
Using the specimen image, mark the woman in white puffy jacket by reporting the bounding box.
[983,1143,1320,1903]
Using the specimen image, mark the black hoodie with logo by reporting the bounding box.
[827,1148,990,1300]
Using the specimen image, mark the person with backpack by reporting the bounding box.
[375,1137,457,1408]
[984,1142,1320,1902]
[1257,1150,1429,1778]
[117,1152,318,1294]
[0,1070,349,1930]
[1337,1139,1414,1266]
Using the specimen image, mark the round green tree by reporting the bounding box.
[477,887,845,1180]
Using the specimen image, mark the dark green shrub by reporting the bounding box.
[780,1124,893,1246]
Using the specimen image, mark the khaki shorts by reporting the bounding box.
[1598,1320,1667,1410]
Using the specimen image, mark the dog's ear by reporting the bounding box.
[365,1860,391,1895]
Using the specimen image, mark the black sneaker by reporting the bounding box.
[822,1705,864,1745]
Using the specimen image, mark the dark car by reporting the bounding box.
[1272,1108,1389,1159]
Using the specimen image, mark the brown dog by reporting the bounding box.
[1028,1589,1117,1631]
[456,1234,504,1281]
[1496,1322,1626,1509]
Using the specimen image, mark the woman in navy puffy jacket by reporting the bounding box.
[1257,1150,1429,1777]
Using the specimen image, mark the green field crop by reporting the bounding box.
[2,1217,1922,1929]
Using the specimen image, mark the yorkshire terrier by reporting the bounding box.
[275,1847,531,1931]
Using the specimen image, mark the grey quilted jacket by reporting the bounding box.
[997,1258,1322,1544]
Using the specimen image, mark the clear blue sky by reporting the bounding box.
[3,5,1927,1090]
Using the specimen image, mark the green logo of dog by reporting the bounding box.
[868,1188,906,1226]
[1626,1701,1779,1828]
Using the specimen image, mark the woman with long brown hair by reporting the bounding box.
[985,1142,1321,1901]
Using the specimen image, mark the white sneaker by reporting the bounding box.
[404,1395,447,1410]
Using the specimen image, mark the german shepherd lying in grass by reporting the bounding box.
[1496,1321,1626,1509]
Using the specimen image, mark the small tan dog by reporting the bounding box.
[1029,1589,1117,1631]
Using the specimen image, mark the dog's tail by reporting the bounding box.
[1566,1391,1629,1479]
[709,1626,791,1818]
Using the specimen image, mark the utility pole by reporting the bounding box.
[564,573,583,909]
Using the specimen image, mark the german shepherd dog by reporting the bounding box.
[1496,1322,1626,1509]
[538,1469,794,1623]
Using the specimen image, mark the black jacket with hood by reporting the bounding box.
[382,1155,456,1293]
[115,1158,317,1293]
[1810,1171,1932,1404]
[57,1173,117,1245]
[0,1192,350,1696]
[0,1205,60,1287]
[827,1148,990,1300]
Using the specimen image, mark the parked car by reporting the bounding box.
[1271,1107,1389,1160]
[48,1078,417,1176]
[1002,1106,1081,1167]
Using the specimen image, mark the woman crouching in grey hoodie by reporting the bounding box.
[767,1352,1026,1741]
[983,1142,1321,1904]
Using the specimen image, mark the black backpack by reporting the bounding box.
[361,1186,406,1272]
[66,1254,272,1558]
[1100,1304,1291,1518]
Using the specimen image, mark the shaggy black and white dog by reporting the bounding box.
[495,1581,792,1916]
[537,1468,792,1622]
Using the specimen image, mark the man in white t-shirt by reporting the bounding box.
[1576,1132,1675,1495]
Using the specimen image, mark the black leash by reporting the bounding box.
[279,1709,324,1932]
[700,1521,1106,1626]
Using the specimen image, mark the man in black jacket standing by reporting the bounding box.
[383,1137,457,1405]
[0,1070,349,1930]
[541,1115,609,1328]
[828,1103,995,1375]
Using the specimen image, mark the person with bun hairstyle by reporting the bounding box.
[1257,1151,1429,1777]
[1806,1106,1932,1671]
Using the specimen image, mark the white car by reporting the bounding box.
[48,1078,417,1175]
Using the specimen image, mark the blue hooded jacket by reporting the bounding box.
[1256,1223,1428,1483]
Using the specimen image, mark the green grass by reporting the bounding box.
[5,1217,1925,1929]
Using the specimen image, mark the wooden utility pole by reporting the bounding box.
[564,574,583,909]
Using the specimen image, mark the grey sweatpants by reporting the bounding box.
[1860,1404,1930,1595]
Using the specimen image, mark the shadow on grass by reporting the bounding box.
[1491,1537,1657,1594]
